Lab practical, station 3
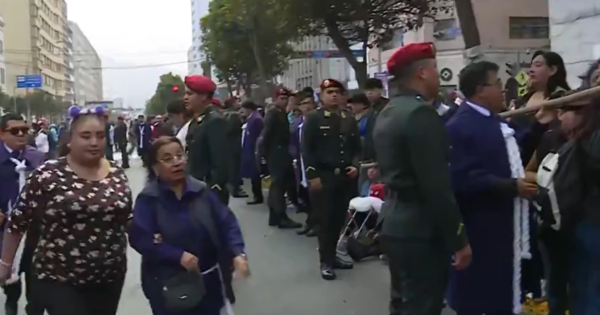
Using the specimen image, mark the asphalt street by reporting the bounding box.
[1,160,457,315]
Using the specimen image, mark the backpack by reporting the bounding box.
[535,140,585,231]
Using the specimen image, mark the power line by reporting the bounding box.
[3,59,203,70]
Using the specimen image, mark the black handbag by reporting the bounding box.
[161,270,206,312]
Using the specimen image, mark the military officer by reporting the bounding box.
[223,97,247,198]
[302,79,361,280]
[373,43,472,315]
[184,75,230,205]
[261,88,302,229]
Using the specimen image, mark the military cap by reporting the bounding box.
[320,78,345,92]
[274,87,292,99]
[184,75,217,94]
[387,42,436,73]
[211,98,223,108]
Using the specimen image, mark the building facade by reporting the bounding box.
[63,4,74,105]
[68,21,103,104]
[188,0,208,75]
[0,0,69,98]
[549,0,600,87]
[366,0,550,89]
[279,36,351,91]
[0,15,6,93]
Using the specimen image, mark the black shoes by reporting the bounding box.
[297,225,318,237]
[277,218,302,229]
[334,258,354,270]
[246,198,264,205]
[320,264,336,280]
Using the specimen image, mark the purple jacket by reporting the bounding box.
[240,113,263,179]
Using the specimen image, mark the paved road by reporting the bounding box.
[1,161,457,315]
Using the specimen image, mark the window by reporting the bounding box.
[509,17,549,39]
[1,68,5,84]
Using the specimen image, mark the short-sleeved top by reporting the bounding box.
[7,157,133,285]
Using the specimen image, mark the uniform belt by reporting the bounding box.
[320,165,345,175]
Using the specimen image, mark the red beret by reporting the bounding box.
[184,75,216,94]
[387,42,436,74]
[211,98,223,107]
[320,79,345,92]
[274,87,292,99]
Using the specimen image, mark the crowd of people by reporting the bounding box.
[0,40,598,315]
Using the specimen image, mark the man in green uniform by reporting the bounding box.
[373,43,472,315]
[302,79,362,280]
[222,97,247,198]
[262,88,302,229]
[184,75,230,205]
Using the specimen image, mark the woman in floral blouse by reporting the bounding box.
[0,107,132,315]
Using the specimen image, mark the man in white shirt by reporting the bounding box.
[167,99,191,148]
[33,123,49,158]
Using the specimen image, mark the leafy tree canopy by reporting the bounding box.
[0,89,64,117]
[145,72,185,115]
[280,0,452,85]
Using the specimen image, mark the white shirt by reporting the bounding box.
[35,131,49,153]
[176,120,191,148]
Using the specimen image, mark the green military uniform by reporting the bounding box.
[302,106,362,278]
[223,107,245,196]
[373,88,468,314]
[186,106,230,205]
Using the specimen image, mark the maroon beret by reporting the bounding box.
[387,42,436,74]
[184,75,216,94]
[320,79,345,92]
[211,98,223,107]
[274,87,292,99]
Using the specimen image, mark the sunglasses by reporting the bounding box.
[4,127,30,136]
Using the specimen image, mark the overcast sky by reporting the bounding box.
[67,0,192,109]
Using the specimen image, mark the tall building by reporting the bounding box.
[279,36,351,91]
[67,21,103,103]
[0,15,6,93]
[63,4,75,105]
[549,0,600,87]
[189,0,208,75]
[366,0,550,89]
[0,0,69,98]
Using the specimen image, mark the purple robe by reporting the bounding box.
[240,113,263,179]
[445,104,544,314]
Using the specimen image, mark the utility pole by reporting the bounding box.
[454,0,483,63]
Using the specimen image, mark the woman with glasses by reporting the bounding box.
[0,106,132,315]
[129,136,248,315]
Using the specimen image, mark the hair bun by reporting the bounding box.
[93,106,105,116]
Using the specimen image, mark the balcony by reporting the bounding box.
[65,87,75,95]
[65,73,74,82]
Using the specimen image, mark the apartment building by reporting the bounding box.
[0,0,69,98]
[63,5,74,104]
[188,0,208,75]
[0,15,6,93]
[68,21,103,103]
[367,0,550,89]
[549,0,600,86]
[279,36,351,91]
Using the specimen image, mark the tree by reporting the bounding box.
[201,0,299,101]
[145,73,185,115]
[282,0,452,86]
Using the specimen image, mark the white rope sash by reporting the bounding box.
[6,157,29,284]
[500,123,531,314]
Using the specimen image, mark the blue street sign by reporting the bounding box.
[16,75,43,89]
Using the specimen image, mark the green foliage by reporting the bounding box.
[280,0,452,85]
[145,72,185,115]
[0,89,64,117]
[200,0,299,86]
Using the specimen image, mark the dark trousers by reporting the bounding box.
[570,221,600,315]
[31,277,124,315]
[298,185,316,227]
[3,271,45,315]
[212,186,230,206]
[118,143,129,168]
[380,236,449,315]
[250,176,264,201]
[309,173,354,264]
[538,227,571,315]
[137,147,147,166]
[267,165,296,222]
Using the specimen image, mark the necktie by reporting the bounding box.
[6,153,28,285]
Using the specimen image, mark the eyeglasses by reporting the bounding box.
[4,127,30,136]
[158,154,186,166]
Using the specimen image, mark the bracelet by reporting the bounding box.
[0,260,12,267]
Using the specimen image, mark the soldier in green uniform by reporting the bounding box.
[302,79,361,280]
[262,88,302,229]
[373,43,472,315]
[183,75,230,205]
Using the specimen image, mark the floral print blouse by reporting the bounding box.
[7,158,132,285]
